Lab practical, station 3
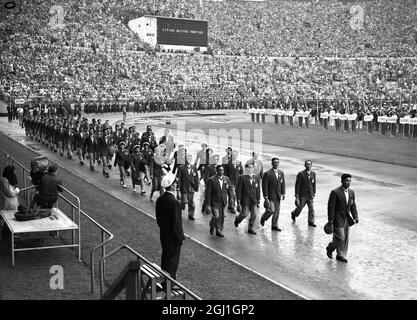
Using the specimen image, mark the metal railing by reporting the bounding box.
[0,148,114,293]
[99,244,201,300]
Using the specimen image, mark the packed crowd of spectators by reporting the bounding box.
[1,0,416,119]
[1,41,416,104]
[1,0,416,57]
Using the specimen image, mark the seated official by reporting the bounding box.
[31,165,63,209]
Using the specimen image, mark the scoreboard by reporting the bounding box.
[157,17,208,47]
[128,15,208,50]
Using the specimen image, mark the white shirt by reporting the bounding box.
[273,169,279,180]
[342,187,349,204]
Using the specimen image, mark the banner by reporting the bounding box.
[347,114,357,121]
[377,116,387,123]
[295,112,303,118]
[276,110,284,116]
[399,118,409,124]
[320,112,329,119]
[14,98,25,105]
[386,117,397,124]
[364,115,373,122]
[410,118,417,125]
[285,110,294,116]
[329,114,339,120]
[302,111,310,118]
[339,114,348,121]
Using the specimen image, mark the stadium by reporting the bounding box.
[0,0,416,306]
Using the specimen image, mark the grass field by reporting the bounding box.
[163,117,417,168]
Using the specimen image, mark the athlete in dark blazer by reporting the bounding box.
[206,165,231,237]
[260,158,286,231]
[326,174,359,263]
[235,163,261,234]
[176,154,199,220]
[291,160,317,226]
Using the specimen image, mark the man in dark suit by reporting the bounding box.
[201,154,219,214]
[156,173,185,279]
[206,165,231,237]
[176,154,199,220]
[32,165,63,208]
[291,160,317,227]
[223,151,243,213]
[260,158,286,231]
[326,174,359,263]
[234,164,261,235]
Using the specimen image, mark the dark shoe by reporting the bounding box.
[106,173,110,178]
[336,255,348,263]
[308,222,317,227]
[326,246,333,259]
[80,161,84,165]
[248,229,257,235]
[188,215,195,221]
[260,217,265,227]
[234,219,239,228]
[271,226,281,232]
[215,232,224,237]
[108,165,112,169]
[209,225,214,236]
[291,212,296,222]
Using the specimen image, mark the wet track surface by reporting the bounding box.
[1,112,417,300]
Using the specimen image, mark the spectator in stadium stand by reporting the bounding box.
[0,166,21,211]
[325,174,359,263]
[206,164,232,238]
[260,158,286,232]
[155,173,185,281]
[176,154,199,221]
[31,165,63,209]
[234,163,261,235]
[290,160,317,227]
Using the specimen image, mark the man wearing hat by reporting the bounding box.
[326,174,359,263]
[156,173,185,279]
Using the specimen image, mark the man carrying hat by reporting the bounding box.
[156,173,185,280]
[206,165,232,237]
[326,174,359,263]
[260,157,286,231]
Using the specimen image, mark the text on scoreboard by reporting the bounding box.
[157,17,208,47]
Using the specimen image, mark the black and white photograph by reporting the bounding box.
[0,0,416,311]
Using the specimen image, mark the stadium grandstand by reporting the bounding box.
[1,0,417,303]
